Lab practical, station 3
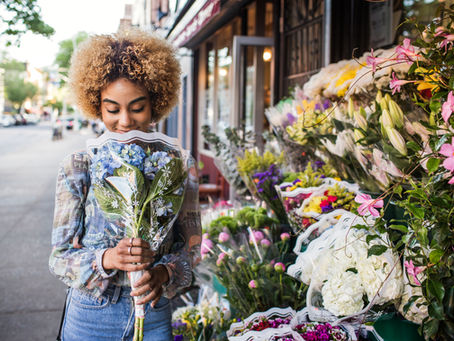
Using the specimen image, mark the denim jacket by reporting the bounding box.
[49,150,202,298]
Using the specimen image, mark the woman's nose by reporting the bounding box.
[118,110,133,127]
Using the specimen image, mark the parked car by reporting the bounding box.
[23,113,40,125]
[13,114,27,125]
[0,115,16,127]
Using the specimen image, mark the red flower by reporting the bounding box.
[320,199,331,208]
[327,195,337,203]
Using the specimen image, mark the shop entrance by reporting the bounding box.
[231,36,274,151]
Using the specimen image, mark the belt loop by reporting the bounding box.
[111,285,121,304]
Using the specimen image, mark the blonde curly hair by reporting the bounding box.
[68,29,181,122]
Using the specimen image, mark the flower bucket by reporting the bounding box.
[213,275,227,295]
[369,313,423,341]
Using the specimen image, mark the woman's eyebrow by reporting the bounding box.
[129,96,147,105]
[102,98,119,105]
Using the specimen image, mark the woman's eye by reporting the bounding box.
[131,107,145,113]
[107,109,119,114]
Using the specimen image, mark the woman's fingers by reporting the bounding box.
[121,237,152,250]
[137,286,163,306]
[123,262,151,272]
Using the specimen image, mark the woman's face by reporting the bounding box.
[100,78,152,133]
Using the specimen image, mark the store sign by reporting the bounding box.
[173,0,220,47]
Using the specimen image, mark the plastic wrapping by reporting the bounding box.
[87,130,190,339]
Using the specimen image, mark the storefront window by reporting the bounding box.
[203,42,215,129]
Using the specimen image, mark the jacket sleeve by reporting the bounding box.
[49,152,116,297]
[156,155,202,298]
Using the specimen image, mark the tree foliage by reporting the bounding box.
[5,77,37,110]
[55,31,88,80]
[0,0,54,45]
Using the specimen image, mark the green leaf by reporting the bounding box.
[436,135,448,151]
[428,300,445,320]
[429,249,444,264]
[352,224,368,230]
[407,204,425,219]
[428,279,445,302]
[93,185,126,216]
[367,244,388,257]
[429,100,441,114]
[408,62,417,75]
[366,234,380,244]
[406,141,420,152]
[346,267,358,274]
[389,224,408,233]
[423,319,440,339]
[427,158,441,173]
[394,185,403,197]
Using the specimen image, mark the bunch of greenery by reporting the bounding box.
[201,125,254,197]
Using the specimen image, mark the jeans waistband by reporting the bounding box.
[103,285,132,304]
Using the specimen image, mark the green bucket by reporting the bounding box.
[369,313,424,341]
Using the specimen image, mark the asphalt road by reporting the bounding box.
[0,122,96,340]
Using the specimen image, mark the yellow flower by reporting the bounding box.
[304,196,323,213]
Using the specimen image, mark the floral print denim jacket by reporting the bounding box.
[49,150,202,299]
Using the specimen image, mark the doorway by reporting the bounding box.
[231,36,274,151]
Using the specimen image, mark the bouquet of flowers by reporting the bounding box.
[198,206,305,318]
[236,150,288,223]
[87,131,188,341]
[287,212,403,320]
[227,307,350,341]
[171,291,231,341]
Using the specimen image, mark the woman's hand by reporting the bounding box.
[102,237,155,272]
[130,265,169,306]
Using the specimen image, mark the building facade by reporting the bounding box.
[130,0,405,200]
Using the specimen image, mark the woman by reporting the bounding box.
[49,29,201,341]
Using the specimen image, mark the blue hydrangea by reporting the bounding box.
[117,143,147,171]
[90,144,123,184]
[90,142,147,184]
[144,151,172,180]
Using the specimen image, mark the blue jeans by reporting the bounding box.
[62,285,172,341]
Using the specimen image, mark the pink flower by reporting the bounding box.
[274,262,286,273]
[354,193,384,217]
[442,91,454,123]
[260,239,271,248]
[280,232,290,242]
[440,137,454,174]
[214,200,233,209]
[404,260,424,286]
[218,232,230,243]
[389,72,413,95]
[248,280,258,289]
[216,252,228,266]
[201,238,213,256]
[366,49,386,73]
[395,38,420,63]
[435,28,454,51]
[249,231,265,244]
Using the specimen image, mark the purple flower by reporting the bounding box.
[286,113,297,125]
[323,99,332,110]
[314,160,325,169]
[174,335,183,341]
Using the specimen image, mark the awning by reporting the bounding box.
[167,0,220,47]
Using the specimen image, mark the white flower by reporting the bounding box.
[322,271,365,316]
[111,200,119,209]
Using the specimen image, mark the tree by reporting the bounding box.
[0,0,54,45]
[4,77,37,112]
[55,32,88,81]
[1,58,37,112]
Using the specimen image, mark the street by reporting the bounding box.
[0,122,96,340]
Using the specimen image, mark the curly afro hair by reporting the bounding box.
[68,29,181,122]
